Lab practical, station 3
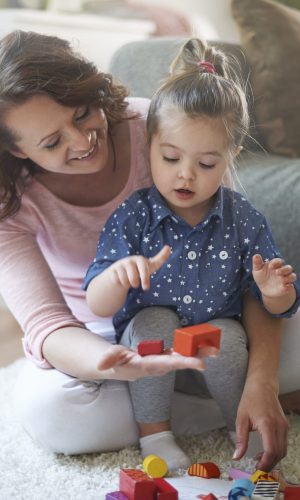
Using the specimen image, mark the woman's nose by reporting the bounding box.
[69,128,92,152]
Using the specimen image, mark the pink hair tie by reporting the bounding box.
[197,60,216,74]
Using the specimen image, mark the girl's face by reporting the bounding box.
[150,110,237,226]
[4,94,109,175]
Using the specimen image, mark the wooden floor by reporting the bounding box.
[0,307,24,367]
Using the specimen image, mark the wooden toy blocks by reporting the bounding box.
[153,478,178,500]
[187,461,220,479]
[251,470,276,484]
[119,468,157,500]
[284,486,300,499]
[105,492,129,500]
[229,468,252,480]
[143,454,168,478]
[173,323,221,356]
[228,478,255,499]
[251,479,280,499]
[137,340,164,356]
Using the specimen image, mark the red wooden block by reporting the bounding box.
[119,469,157,500]
[187,462,220,479]
[173,323,221,356]
[203,494,218,500]
[153,478,178,500]
[285,486,300,499]
[137,340,164,356]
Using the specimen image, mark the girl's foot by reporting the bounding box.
[140,430,191,471]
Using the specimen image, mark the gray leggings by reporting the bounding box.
[120,307,248,431]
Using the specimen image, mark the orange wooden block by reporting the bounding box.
[173,324,221,356]
[187,462,220,479]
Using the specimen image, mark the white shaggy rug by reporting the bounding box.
[1,359,300,500]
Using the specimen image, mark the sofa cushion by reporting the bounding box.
[237,152,300,273]
[232,0,300,157]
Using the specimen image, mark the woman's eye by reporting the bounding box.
[76,106,90,121]
[45,138,60,150]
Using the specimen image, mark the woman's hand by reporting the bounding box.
[233,382,288,471]
[96,343,217,382]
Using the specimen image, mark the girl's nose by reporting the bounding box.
[178,163,196,180]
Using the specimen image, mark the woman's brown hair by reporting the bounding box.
[0,30,129,220]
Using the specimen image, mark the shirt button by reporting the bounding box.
[180,317,189,326]
[187,250,197,260]
[219,250,228,260]
[183,295,192,304]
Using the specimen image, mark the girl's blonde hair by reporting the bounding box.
[0,30,129,220]
[147,38,249,153]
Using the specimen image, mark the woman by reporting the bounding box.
[0,30,298,471]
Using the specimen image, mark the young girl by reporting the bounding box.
[84,38,300,470]
[0,30,298,473]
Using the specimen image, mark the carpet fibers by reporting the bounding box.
[1,359,300,499]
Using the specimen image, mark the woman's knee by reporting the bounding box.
[13,361,139,454]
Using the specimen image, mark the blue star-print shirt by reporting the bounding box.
[83,186,300,342]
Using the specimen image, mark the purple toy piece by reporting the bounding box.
[105,492,128,500]
[228,468,252,480]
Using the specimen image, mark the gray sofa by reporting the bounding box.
[109,37,300,274]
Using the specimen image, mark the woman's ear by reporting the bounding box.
[9,147,28,159]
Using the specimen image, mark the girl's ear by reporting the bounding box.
[9,147,28,159]
[233,145,243,158]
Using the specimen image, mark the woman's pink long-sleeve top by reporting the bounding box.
[0,98,152,368]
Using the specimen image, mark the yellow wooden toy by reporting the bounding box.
[251,469,276,483]
[143,454,168,478]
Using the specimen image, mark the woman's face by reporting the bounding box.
[4,94,109,175]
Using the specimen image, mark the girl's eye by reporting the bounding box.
[45,138,60,150]
[163,156,178,162]
[200,162,215,169]
[76,106,90,121]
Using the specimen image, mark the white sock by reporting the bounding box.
[140,430,191,471]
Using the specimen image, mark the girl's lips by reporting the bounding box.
[175,188,194,200]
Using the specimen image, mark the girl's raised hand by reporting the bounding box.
[252,254,297,297]
[111,245,171,291]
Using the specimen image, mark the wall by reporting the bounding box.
[133,0,240,42]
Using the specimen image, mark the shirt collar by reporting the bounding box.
[148,185,225,232]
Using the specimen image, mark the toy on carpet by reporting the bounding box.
[105,458,299,500]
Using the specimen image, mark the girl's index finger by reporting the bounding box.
[148,245,171,273]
